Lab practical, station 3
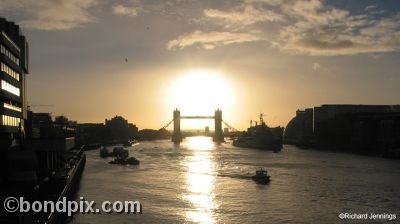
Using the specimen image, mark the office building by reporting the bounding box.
[0,17,29,148]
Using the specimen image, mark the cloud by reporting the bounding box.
[0,0,98,30]
[204,5,283,28]
[167,0,400,56]
[365,5,377,11]
[272,1,400,55]
[368,54,385,59]
[244,0,283,6]
[112,5,138,17]
[312,62,328,72]
[167,30,264,50]
[312,62,321,70]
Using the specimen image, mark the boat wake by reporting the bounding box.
[217,173,252,180]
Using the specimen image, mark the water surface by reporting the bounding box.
[72,137,400,223]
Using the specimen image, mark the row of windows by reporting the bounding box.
[1,115,20,127]
[1,80,20,96]
[1,32,20,52]
[1,45,20,65]
[1,62,20,81]
[3,102,22,112]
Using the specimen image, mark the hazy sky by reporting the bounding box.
[1,0,399,130]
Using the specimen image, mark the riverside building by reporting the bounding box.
[0,17,29,148]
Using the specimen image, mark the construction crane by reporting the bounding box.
[27,104,54,111]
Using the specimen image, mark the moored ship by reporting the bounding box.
[233,114,284,151]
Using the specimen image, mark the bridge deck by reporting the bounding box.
[180,116,215,119]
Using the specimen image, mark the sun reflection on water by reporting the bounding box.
[184,136,215,151]
[183,137,217,223]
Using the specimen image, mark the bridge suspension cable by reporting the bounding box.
[160,119,174,130]
[160,118,239,132]
[222,120,239,132]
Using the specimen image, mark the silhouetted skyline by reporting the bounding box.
[1,0,399,129]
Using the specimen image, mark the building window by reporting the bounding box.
[3,102,22,112]
[1,79,20,96]
[1,31,20,52]
[1,45,19,65]
[1,115,20,127]
[1,62,20,81]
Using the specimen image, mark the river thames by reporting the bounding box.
[72,137,399,223]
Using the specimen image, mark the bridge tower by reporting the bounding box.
[213,109,223,142]
[172,108,182,143]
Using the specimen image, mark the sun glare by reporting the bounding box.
[168,69,233,119]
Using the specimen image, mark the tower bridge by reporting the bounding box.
[173,108,223,143]
[161,109,238,143]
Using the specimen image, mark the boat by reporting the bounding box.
[114,147,129,159]
[126,157,140,165]
[123,141,131,147]
[233,113,284,151]
[100,146,108,158]
[109,156,140,165]
[100,146,129,158]
[252,168,270,184]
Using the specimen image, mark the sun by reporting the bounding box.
[167,69,234,128]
